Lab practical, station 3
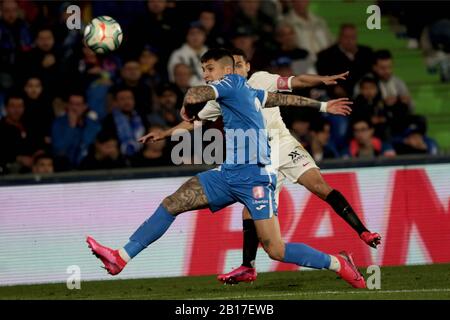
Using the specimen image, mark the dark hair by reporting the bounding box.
[156,83,178,96]
[352,117,373,129]
[359,76,378,87]
[33,152,53,164]
[200,48,235,68]
[340,23,357,32]
[66,91,86,102]
[112,86,134,98]
[229,47,248,62]
[96,131,117,144]
[374,49,392,63]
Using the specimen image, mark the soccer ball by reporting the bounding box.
[83,16,123,54]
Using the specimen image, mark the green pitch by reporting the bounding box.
[1,264,450,300]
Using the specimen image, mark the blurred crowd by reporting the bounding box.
[0,0,442,175]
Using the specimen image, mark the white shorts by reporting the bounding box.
[272,135,319,204]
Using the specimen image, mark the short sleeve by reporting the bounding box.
[197,101,222,121]
[208,75,238,100]
[255,89,268,108]
[248,71,293,92]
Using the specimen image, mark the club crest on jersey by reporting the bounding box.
[252,186,265,199]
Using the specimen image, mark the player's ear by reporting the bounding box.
[246,62,251,72]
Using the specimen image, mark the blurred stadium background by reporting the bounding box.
[0,0,449,299]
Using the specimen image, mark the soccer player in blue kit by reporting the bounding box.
[87,48,365,288]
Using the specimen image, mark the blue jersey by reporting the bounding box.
[208,74,270,167]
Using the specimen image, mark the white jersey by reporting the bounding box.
[197,71,294,141]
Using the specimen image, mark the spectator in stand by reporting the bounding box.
[316,24,374,97]
[167,21,208,86]
[352,77,388,140]
[77,46,120,120]
[392,116,438,155]
[101,88,146,158]
[139,46,164,93]
[0,0,33,88]
[282,0,334,60]
[32,152,54,174]
[343,118,396,159]
[230,26,269,73]
[0,94,41,174]
[198,9,225,48]
[229,0,275,51]
[272,22,316,75]
[305,118,339,162]
[130,124,172,167]
[172,63,193,96]
[148,83,181,128]
[126,0,181,65]
[52,93,101,169]
[22,76,53,149]
[355,50,412,136]
[19,28,62,94]
[111,60,153,118]
[79,132,127,170]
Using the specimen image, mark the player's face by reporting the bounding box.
[202,59,232,82]
[233,55,250,78]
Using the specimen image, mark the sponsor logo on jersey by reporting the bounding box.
[252,186,265,199]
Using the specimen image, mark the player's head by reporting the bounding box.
[230,47,250,78]
[200,48,235,82]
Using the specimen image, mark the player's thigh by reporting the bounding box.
[278,138,319,185]
[196,167,236,213]
[297,168,333,200]
[253,215,285,261]
[242,207,252,220]
[163,176,210,215]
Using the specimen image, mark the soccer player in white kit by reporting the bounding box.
[140,48,381,284]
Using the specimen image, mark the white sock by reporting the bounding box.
[118,248,131,263]
[328,255,341,272]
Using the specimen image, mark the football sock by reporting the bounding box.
[325,189,368,235]
[283,243,331,269]
[123,204,175,259]
[242,219,259,268]
[328,255,341,272]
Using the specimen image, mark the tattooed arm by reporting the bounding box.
[264,92,353,116]
[183,86,216,105]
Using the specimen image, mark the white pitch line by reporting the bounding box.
[189,288,450,300]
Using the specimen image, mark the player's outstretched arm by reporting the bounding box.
[265,92,352,116]
[291,71,349,88]
[138,121,195,144]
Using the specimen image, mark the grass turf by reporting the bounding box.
[1,264,450,300]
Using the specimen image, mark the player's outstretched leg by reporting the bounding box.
[254,216,366,289]
[217,208,258,284]
[298,168,381,248]
[87,176,209,275]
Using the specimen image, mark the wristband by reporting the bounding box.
[320,102,327,112]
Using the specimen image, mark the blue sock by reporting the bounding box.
[123,204,175,259]
[283,243,331,269]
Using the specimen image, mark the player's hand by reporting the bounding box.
[360,231,382,249]
[138,130,167,144]
[322,71,349,85]
[326,98,352,116]
[180,105,195,122]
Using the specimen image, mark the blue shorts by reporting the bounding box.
[197,164,278,220]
